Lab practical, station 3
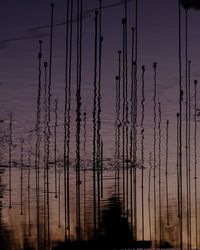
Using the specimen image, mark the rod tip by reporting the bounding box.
[51,2,54,7]
[153,62,157,68]
[194,79,197,85]
[116,75,119,81]
[180,89,184,96]
[44,62,48,67]
[141,65,145,71]
[39,40,42,44]
[177,113,180,117]
[118,50,121,54]
[38,52,42,59]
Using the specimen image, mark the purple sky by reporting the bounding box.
[1,0,200,244]
[0,0,200,161]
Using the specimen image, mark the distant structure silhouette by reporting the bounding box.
[181,0,200,9]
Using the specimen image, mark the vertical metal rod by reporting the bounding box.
[188,59,192,250]
[185,9,190,250]
[92,10,98,239]
[158,103,161,248]
[43,61,48,248]
[117,50,121,200]
[100,140,103,199]
[133,0,138,239]
[165,120,169,226]
[46,3,55,247]
[148,152,152,244]
[67,0,73,239]
[194,80,198,249]
[124,1,129,221]
[122,17,126,217]
[97,0,103,234]
[54,99,58,198]
[28,132,32,237]
[153,62,157,248]
[35,40,42,250]
[20,137,24,216]
[141,65,145,246]
[8,112,13,209]
[177,112,181,249]
[63,0,70,240]
[58,171,61,229]
[83,111,87,239]
[178,1,183,248]
[115,75,119,196]
[75,0,83,240]
[130,27,135,234]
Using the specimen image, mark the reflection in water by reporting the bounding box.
[35,40,42,250]
[153,62,157,247]
[54,98,58,199]
[100,195,132,245]
[1,0,200,250]
[75,0,83,241]
[165,120,169,227]
[140,65,145,243]
[83,110,87,240]
[92,9,98,240]
[0,169,11,250]
[8,112,13,209]
[148,152,152,244]
[194,80,198,249]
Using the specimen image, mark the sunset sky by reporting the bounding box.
[0,0,199,156]
[1,0,200,246]
[0,0,200,188]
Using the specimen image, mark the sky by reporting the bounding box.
[0,0,199,151]
[1,0,200,246]
[0,0,200,176]
[0,0,200,177]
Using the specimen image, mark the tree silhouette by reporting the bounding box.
[100,195,133,245]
